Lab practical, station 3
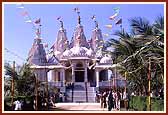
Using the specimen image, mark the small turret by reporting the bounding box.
[28,21,47,66]
[70,8,89,48]
[51,18,68,59]
[90,16,104,58]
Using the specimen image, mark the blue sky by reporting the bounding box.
[3,3,164,65]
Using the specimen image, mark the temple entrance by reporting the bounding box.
[88,68,96,87]
[99,70,108,81]
[75,71,84,82]
[65,62,72,83]
[75,62,84,82]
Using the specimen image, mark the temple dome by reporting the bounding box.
[70,46,88,56]
[100,55,113,64]
[62,45,93,58]
[54,50,61,56]
[86,48,94,57]
[62,49,72,57]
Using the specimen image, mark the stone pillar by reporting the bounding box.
[84,67,88,82]
[72,64,75,83]
[96,70,99,87]
[51,70,55,82]
[55,71,59,82]
[61,69,65,87]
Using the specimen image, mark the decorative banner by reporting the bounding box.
[98,45,103,48]
[113,7,120,14]
[34,18,41,24]
[50,44,55,49]
[91,15,96,20]
[88,39,92,44]
[25,20,32,23]
[44,43,48,48]
[99,40,104,43]
[16,4,24,9]
[16,3,36,30]
[56,16,62,21]
[17,6,24,9]
[102,33,109,37]
[105,24,112,29]
[20,11,28,16]
[73,7,80,13]
[109,13,118,20]
[115,18,122,25]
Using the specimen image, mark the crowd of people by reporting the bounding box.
[96,89,128,111]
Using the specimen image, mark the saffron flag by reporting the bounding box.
[98,45,103,48]
[50,44,55,49]
[20,11,28,16]
[102,33,109,37]
[109,13,118,20]
[91,15,96,20]
[88,39,92,44]
[113,7,120,13]
[34,18,41,24]
[74,7,79,12]
[16,4,24,8]
[57,16,61,21]
[44,43,48,48]
[99,40,104,43]
[115,18,122,25]
[105,24,112,29]
[17,6,24,9]
[25,20,32,23]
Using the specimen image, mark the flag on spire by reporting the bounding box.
[88,39,92,44]
[99,40,104,43]
[105,24,112,29]
[103,33,109,37]
[44,43,48,48]
[20,11,28,16]
[91,15,96,20]
[17,6,24,9]
[25,20,32,23]
[115,18,122,25]
[16,4,24,9]
[34,18,41,24]
[113,7,120,14]
[56,16,62,21]
[98,45,103,49]
[74,7,79,13]
[109,13,118,20]
[50,44,55,49]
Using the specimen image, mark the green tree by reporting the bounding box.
[105,16,164,95]
[4,62,36,97]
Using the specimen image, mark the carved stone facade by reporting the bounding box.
[28,16,125,102]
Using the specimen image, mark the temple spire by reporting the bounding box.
[57,16,64,30]
[95,20,99,28]
[34,18,41,38]
[74,7,81,25]
[90,15,104,54]
[34,18,42,45]
[91,15,98,29]
[60,20,63,28]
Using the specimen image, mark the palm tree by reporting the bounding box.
[105,15,164,95]
[4,62,36,97]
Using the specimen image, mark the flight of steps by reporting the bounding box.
[65,82,96,103]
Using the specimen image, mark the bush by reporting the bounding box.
[129,96,164,111]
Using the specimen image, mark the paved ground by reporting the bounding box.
[50,103,127,111]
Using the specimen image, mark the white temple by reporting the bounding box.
[28,12,125,102]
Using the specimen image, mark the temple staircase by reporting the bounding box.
[65,82,96,103]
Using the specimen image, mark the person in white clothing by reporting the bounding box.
[14,98,22,110]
